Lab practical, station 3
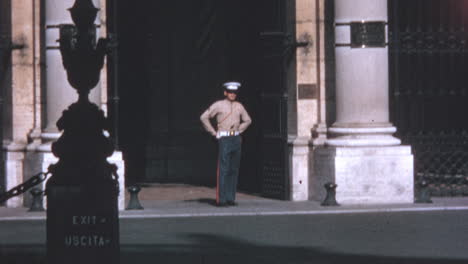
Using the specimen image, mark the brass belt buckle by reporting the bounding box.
[229,131,234,136]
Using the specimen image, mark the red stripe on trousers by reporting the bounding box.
[216,158,220,204]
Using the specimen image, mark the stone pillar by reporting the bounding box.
[310,0,328,147]
[289,0,320,201]
[328,0,399,147]
[4,0,37,207]
[290,0,329,201]
[4,151,25,207]
[312,0,414,204]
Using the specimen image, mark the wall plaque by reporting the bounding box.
[298,84,317,99]
[350,21,386,48]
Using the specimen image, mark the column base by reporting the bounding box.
[4,143,26,207]
[107,151,126,211]
[311,123,328,146]
[326,126,401,147]
[288,137,310,201]
[312,145,414,204]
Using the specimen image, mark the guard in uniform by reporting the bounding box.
[200,82,252,206]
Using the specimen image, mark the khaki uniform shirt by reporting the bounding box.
[200,99,252,137]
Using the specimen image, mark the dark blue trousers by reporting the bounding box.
[217,135,242,204]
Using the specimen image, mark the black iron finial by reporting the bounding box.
[69,0,99,32]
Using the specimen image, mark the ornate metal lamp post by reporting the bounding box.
[45,0,119,263]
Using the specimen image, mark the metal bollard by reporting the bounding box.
[126,185,144,210]
[29,187,45,212]
[321,182,339,206]
[415,179,433,203]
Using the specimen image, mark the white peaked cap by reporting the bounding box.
[223,82,241,91]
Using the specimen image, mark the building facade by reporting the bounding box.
[2,0,466,208]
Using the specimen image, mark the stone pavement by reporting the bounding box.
[1,184,468,220]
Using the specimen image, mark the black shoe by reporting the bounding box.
[216,202,228,207]
[227,201,238,206]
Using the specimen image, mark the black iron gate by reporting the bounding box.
[389,0,468,196]
[257,0,293,199]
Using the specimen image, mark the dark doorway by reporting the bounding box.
[112,1,265,193]
[0,0,12,196]
[389,0,468,196]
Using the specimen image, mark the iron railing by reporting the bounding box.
[400,130,468,197]
[389,0,468,197]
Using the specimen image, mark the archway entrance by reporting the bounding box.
[110,0,293,199]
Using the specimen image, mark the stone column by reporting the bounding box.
[328,0,399,147]
[4,0,36,207]
[312,0,414,204]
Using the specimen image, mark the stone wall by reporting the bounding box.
[4,0,40,207]
[289,0,327,201]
